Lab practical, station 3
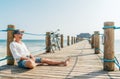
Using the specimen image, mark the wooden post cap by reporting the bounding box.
[104,22,114,26]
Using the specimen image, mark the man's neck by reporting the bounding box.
[15,39,22,43]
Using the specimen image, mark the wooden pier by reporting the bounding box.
[0,40,120,79]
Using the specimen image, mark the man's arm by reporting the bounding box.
[10,42,34,62]
[10,43,22,61]
[20,56,29,60]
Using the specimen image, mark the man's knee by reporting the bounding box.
[25,60,36,69]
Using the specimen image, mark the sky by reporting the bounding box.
[1,0,120,39]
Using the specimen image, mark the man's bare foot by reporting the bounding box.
[63,57,71,66]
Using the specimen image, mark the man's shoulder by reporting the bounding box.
[10,41,16,44]
[10,41,17,46]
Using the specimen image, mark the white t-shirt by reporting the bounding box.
[10,41,30,62]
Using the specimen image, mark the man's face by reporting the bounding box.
[14,34,23,39]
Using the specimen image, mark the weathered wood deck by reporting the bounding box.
[0,40,120,79]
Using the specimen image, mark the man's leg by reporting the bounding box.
[41,58,70,66]
[25,59,37,69]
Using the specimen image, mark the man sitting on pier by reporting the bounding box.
[10,30,70,69]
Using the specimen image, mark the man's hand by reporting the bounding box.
[30,54,35,61]
[20,55,35,62]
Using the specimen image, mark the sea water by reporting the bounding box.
[99,39,120,55]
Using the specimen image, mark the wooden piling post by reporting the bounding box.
[71,36,73,45]
[7,25,15,65]
[46,32,51,52]
[75,37,76,43]
[60,34,63,48]
[91,34,95,48]
[67,36,70,46]
[73,37,75,44]
[103,22,115,71]
[74,37,76,43]
[94,31,100,54]
[73,37,74,44]
[76,37,78,43]
[75,37,77,43]
[72,37,74,44]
